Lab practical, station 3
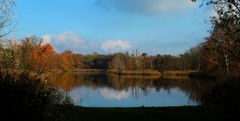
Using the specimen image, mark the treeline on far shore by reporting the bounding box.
[0,36,202,74]
[1,35,239,78]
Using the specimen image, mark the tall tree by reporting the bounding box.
[20,36,39,70]
[109,53,127,72]
[193,0,240,76]
[32,43,57,72]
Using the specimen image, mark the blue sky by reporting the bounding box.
[12,0,213,55]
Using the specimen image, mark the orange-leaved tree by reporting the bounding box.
[31,42,57,72]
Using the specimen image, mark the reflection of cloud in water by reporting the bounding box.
[100,88,129,100]
[69,90,84,105]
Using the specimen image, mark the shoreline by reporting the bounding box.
[53,69,199,76]
[63,105,225,121]
[2,69,200,77]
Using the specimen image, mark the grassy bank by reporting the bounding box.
[48,69,199,76]
[107,70,161,75]
[107,69,199,76]
[48,69,106,73]
[162,70,199,76]
[71,69,106,72]
[63,106,226,121]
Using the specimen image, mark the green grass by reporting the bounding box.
[63,106,226,121]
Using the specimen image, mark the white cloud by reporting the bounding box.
[101,40,131,52]
[100,88,129,100]
[42,32,87,52]
[41,34,52,44]
[42,32,83,45]
[42,32,132,53]
[95,0,195,14]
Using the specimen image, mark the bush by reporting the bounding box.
[0,70,68,121]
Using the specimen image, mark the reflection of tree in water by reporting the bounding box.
[47,72,108,91]
[47,72,212,103]
[107,74,202,101]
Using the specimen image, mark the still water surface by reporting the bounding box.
[49,72,201,107]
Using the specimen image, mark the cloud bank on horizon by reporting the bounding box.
[42,32,85,52]
[101,40,131,52]
[42,32,132,53]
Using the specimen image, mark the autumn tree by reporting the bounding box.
[109,53,127,72]
[72,54,84,69]
[58,50,74,71]
[194,0,240,76]
[0,40,21,68]
[132,50,142,70]
[139,53,154,70]
[0,36,58,72]
[0,0,17,69]
[31,43,57,72]
[19,36,39,70]
[179,46,202,70]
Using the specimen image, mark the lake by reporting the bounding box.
[48,72,202,107]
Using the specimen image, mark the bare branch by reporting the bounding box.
[0,0,16,38]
